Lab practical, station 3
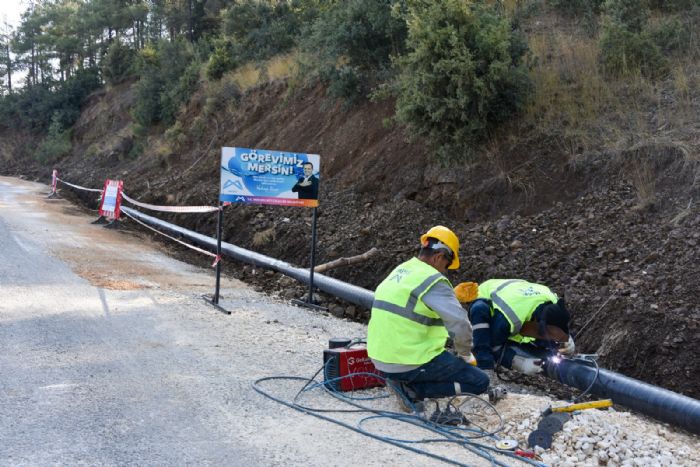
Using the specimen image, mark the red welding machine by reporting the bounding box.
[323,338,385,392]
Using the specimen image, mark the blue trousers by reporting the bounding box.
[382,351,489,399]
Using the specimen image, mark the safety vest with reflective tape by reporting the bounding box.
[477,279,559,344]
[367,257,451,365]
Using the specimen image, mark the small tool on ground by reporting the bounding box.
[541,398,613,417]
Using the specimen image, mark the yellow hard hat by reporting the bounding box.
[420,225,460,269]
[454,282,478,303]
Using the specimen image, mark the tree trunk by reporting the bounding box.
[5,43,10,93]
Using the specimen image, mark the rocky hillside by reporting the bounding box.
[2,69,698,399]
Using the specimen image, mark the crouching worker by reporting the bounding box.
[455,279,575,377]
[367,226,489,412]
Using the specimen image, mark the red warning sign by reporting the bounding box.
[98,179,124,220]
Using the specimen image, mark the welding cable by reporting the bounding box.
[315,357,505,439]
[570,357,600,403]
[284,363,531,463]
[325,381,542,467]
[253,376,475,467]
[254,374,545,467]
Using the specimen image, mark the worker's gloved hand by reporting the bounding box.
[559,335,576,356]
[511,355,544,375]
[462,353,478,366]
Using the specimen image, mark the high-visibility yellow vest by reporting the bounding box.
[367,257,451,365]
[477,279,559,344]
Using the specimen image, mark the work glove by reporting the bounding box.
[559,335,576,356]
[511,355,544,376]
[462,353,477,366]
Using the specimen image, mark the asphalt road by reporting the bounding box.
[1,177,477,467]
[0,178,268,465]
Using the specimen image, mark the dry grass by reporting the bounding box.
[252,227,276,247]
[229,53,297,92]
[628,160,656,210]
[523,25,700,164]
[266,54,298,80]
[526,32,609,133]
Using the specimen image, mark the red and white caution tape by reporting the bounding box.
[121,209,220,264]
[121,192,219,213]
[57,177,104,193]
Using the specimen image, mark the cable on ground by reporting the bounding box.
[253,366,546,467]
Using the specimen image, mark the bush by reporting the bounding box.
[599,21,667,78]
[35,114,72,162]
[599,0,668,78]
[649,0,700,12]
[222,1,304,63]
[602,0,651,33]
[132,39,198,127]
[549,0,604,16]
[301,0,407,101]
[649,15,691,53]
[206,41,238,80]
[0,67,100,131]
[101,42,136,85]
[393,1,530,158]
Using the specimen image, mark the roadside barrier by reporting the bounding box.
[54,175,223,267]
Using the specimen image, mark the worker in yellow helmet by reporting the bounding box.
[367,226,488,413]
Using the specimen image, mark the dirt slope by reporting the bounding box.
[1,74,698,399]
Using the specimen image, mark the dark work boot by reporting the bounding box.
[389,381,424,414]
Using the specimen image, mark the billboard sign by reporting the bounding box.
[220,147,320,208]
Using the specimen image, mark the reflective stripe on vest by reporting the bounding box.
[373,272,445,327]
[489,279,525,335]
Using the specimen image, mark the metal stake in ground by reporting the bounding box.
[293,207,327,312]
[205,201,230,315]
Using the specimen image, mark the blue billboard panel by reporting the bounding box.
[220,147,320,207]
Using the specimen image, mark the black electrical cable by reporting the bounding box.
[571,357,600,403]
[252,367,547,467]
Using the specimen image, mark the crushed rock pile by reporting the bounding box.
[487,393,699,467]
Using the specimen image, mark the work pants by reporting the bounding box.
[382,350,489,400]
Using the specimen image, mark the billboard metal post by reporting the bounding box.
[205,201,231,315]
[307,207,318,304]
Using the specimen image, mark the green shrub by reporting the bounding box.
[101,42,136,85]
[649,0,700,12]
[649,15,691,53]
[602,0,651,33]
[599,21,667,77]
[206,41,238,80]
[35,114,72,162]
[393,1,530,158]
[0,67,100,131]
[301,0,407,101]
[222,1,304,63]
[132,39,198,127]
[599,0,668,78]
[549,0,604,16]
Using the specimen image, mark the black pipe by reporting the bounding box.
[121,206,700,435]
[545,357,700,435]
[121,207,375,309]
